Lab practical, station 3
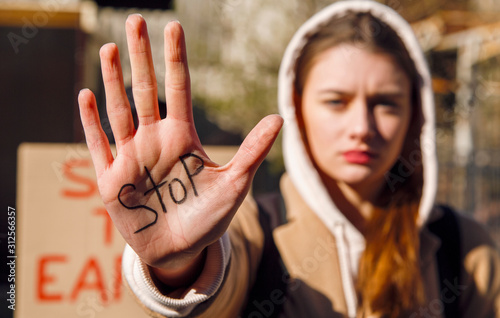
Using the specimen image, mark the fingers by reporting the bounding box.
[78,89,114,177]
[230,115,284,183]
[126,14,160,125]
[164,21,193,123]
[100,43,135,148]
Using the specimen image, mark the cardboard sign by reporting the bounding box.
[16,143,238,318]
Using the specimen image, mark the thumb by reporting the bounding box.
[229,114,283,184]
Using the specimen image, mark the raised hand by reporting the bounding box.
[78,15,282,285]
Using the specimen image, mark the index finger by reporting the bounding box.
[164,21,193,123]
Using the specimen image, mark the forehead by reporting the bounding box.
[305,44,411,93]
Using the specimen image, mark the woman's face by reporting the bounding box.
[299,44,412,195]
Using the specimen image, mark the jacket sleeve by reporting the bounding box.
[458,214,500,318]
[122,197,265,317]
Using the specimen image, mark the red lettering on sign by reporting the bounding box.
[35,254,124,304]
[37,255,67,301]
[93,208,114,245]
[61,159,97,198]
[113,255,122,301]
[70,257,108,303]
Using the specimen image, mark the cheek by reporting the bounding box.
[378,115,410,155]
[303,112,343,161]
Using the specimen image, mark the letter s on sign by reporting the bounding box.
[61,159,98,198]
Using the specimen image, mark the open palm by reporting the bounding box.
[78,15,282,279]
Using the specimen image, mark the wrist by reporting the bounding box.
[149,248,207,290]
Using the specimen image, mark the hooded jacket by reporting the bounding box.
[122,1,500,317]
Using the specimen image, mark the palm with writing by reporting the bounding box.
[78,15,282,285]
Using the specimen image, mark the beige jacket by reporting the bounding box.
[122,1,500,317]
[123,174,500,317]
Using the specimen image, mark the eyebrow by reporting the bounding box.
[316,89,408,99]
[316,89,352,95]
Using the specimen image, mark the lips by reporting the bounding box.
[343,150,377,164]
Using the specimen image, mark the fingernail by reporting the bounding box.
[78,88,91,98]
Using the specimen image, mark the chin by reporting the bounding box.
[343,176,374,186]
[335,170,383,187]
[319,162,386,188]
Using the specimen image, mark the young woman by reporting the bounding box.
[78,1,500,317]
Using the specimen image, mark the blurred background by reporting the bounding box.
[1,0,500,316]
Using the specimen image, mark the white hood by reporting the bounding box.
[278,0,438,234]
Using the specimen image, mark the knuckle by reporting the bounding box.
[133,80,158,93]
[107,102,130,115]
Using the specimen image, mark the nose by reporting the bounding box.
[349,99,376,141]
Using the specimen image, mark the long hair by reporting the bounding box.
[294,12,425,316]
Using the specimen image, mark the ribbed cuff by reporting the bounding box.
[122,233,232,317]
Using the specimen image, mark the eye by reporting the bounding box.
[372,97,400,108]
[324,99,345,107]
[379,101,398,108]
[374,100,403,115]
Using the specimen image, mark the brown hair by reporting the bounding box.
[294,12,425,317]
